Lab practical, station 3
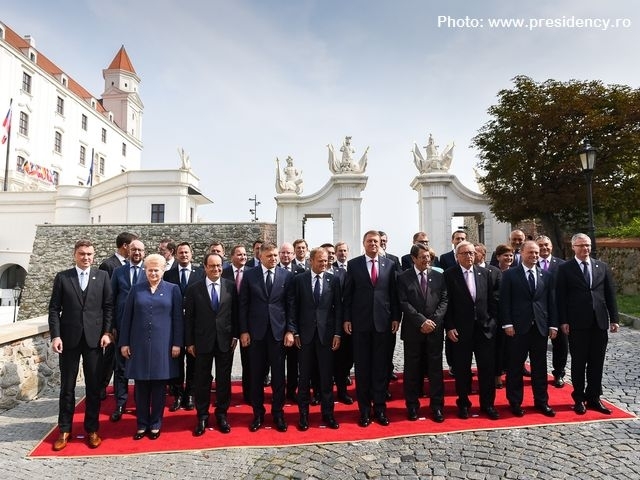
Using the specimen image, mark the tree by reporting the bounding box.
[472,75,640,251]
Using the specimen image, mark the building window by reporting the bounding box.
[99,156,105,175]
[151,204,165,223]
[122,143,127,156]
[101,128,107,143]
[56,96,64,115]
[79,145,86,165]
[19,112,29,136]
[54,131,62,153]
[81,114,87,131]
[22,72,32,93]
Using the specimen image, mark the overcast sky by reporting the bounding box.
[4,1,638,254]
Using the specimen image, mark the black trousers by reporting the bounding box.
[568,320,608,404]
[249,332,285,417]
[451,328,496,410]
[298,333,335,416]
[505,326,549,406]
[352,330,388,415]
[404,327,445,410]
[193,346,234,419]
[58,334,102,433]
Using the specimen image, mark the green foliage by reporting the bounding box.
[599,217,640,238]
[472,76,640,246]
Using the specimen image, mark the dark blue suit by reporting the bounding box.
[289,270,342,416]
[439,250,456,271]
[499,265,556,408]
[343,255,400,416]
[239,265,294,418]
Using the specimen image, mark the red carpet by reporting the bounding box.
[29,372,635,457]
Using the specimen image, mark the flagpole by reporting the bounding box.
[3,98,12,192]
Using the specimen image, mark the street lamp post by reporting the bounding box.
[12,284,22,323]
[579,139,597,257]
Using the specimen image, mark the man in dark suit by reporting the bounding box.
[158,238,176,271]
[333,241,349,271]
[444,241,499,420]
[500,240,557,418]
[439,230,467,271]
[379,231,401,387]
[109,239,146,422]
[97,231,136,400]
[185,253,238,436]
[292,238,310,270]
[222,244,251,403]
[536,235,567,388]
[245,239,263,268]
[556,233,620,415]
[239,242,295,432]
[289,247,342,430]
[398,243,448,423]
[163,241,205,411]
[400,232,430,271]
[48,239,113,451]
[343,230,400,427]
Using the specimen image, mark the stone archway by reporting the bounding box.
[274,137,369,251]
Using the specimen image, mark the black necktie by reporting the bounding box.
[266,270,273,295]
[132,265,138,285]
[313,274,321,304]
[528,269,535,293]
[180,268,187,291]
[582,261,590,287]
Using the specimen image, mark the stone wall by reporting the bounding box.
[0,317,57,410]
[19,222,276,320]
[597,238,640,295]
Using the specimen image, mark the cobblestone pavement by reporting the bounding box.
[1,327,638,480]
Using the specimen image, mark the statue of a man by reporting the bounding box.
[276,156,303,194]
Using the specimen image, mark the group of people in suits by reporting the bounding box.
[47,227,620,450]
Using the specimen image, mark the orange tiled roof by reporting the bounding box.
[108,45,136,74]
[2,22,136,115]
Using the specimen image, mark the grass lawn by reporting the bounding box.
[617,294,640,318]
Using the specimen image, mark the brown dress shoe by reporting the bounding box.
[53,432,71,451]
[87,432,102,449]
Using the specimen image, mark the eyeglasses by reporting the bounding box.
[573,244,591,248]
[458,251,475,256]
[418,240,430,245]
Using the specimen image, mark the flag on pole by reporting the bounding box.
[1,100,11,145]
[87,151,94,186]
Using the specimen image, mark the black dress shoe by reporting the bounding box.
[133,430,147,441]
[148,430,161,440]
[457,406,469,419]
[510,405,525,417]
[374,412,390,426]
[298,413,309,431]
[553,376,565,388]
[586,400,612,415]
[183,395,195,411]
[407,407,419,421]
[323,415,339,429]
[337,393,354,405]
[110,405,125,422]
[194,418,208,436]
[274,415,288,432]
[432,409,445,423]
[535,403,556,417]
[216,415,231,434]
[249,415,264,432]
[358,415,371,427]
[574,402,587,415]
[482,406,500,420]
[169,396,182,412]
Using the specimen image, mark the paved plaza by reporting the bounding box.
[1,326,638,480]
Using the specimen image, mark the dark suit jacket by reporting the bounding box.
[439,250,457,271]
[383,253,401,274]
[246,258,260,268]
[221,264,247,284]
[289,270,342,346]
[541,255,565,275]
[397,268,448,341]
[48,267,113,349]
[184,277,238,354]
[99,254,125,278]
[163,264,205,295]
[443,265,497,339]
[343,255,400,333]
[238,265,294,341]
[556,258,618,331]
[278,262,306,275]
[499,266,556,336]
[111,262,146,331]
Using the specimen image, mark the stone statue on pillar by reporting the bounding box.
[275,156,304,195]
[178,147,191,171]
[412,133,454,173]
[327,136,368,174]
